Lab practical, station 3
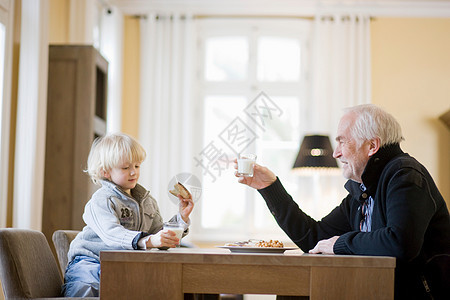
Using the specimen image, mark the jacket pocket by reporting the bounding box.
[423,254,450,300]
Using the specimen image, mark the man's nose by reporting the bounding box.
[333,147,340,158]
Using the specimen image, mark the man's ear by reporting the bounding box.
[368,137,381,156]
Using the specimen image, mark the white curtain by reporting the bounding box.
[298,13,372,219]
[139,13,197,219]
[309,13,371,138]
[99,5,124,134]
[13,0,49,229]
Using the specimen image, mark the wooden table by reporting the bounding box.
[100,248,395,299]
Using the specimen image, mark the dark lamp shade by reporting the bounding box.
[293,135,339,171]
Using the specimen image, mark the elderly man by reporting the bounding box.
[236,104,450,299]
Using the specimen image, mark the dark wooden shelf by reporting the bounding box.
[439,109,450,130]
[43,45,108,251]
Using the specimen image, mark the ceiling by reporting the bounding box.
[108,0,450,17]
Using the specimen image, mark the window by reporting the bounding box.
[194,18,312,243]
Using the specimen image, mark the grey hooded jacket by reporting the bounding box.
[68,180,187,261]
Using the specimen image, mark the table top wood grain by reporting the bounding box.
[100,247,396,268]
[100,248,396,299]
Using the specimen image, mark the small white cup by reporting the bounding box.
[237,153,257,177]
[163,221,184,246]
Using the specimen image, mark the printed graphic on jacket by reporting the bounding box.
[119,206,134,227]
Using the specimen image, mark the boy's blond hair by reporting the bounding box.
[86,133,146,185]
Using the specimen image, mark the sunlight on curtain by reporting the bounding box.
[303,13,372,219]
[13,0,48,229]
[139,13,198,221]
[0,24,4,140]
[98,7,123,134]
[310,13,371,136]
[0,22,6,227]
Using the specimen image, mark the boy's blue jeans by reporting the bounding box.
[62,255,100,297]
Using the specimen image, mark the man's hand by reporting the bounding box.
[309,236,340,254]
[234,159,277,190]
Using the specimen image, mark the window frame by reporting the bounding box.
[191,17,312,243]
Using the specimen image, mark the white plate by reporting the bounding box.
[217,246,297,254]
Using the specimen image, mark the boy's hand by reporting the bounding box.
[147,229,179,248]
[179,196,194,223]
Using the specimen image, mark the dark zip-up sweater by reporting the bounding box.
[259,144,450,299]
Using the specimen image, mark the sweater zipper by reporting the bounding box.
[137,191,149,231]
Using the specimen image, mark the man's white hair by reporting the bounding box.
[344,104,404,147]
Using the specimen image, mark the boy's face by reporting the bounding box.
[104,161,141,195]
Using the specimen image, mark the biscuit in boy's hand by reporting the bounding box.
[169,182,191,199]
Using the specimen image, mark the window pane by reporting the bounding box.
[202,167,246,228]
[257,36,301,81]
[202,96,247,228]
[197,19,312,243]
[257,96,300,142]
[203,95,247,142]
[205,37,248,81]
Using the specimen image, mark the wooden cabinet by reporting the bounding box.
[42,45,108,248]
[440,109,450,130]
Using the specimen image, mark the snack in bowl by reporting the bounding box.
[225,239,284,248]
[169,182,192,199]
